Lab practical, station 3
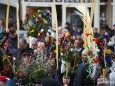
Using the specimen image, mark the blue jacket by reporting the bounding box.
[7,80,18,86]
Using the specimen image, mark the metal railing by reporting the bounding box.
[24,0,53,2]
[24,0,107,3]
[24,0,92,2]
[64,0,91,3]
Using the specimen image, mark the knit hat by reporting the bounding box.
[6,79,17,86]
[0,76,7,84]
[41,77,61,86]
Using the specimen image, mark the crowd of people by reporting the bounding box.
[0,15,115,86]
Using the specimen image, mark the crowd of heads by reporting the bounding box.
[0,13,115,85]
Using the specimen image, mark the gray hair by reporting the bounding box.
[31,37,37,43]
[93,27,98,30]
[61,29,68,34]
[19,38,27,44]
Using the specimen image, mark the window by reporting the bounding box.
[66,7,83,28]
[25,0,53,2]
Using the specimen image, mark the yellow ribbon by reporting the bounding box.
[102,68,106,82]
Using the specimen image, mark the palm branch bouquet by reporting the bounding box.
[0,31,17,79]
[58,33,80,73]
[17,51,53,85]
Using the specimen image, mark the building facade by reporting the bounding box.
[21,0,115,31]
[0,0,115,30]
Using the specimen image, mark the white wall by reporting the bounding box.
[0,0,18,7]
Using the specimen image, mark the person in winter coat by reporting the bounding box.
[16,38,33,68]
[74,49,94,86]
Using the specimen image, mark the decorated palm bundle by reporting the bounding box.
[14,8,57,85]
[58,33,80,74]
[59,34,79,61]
[23,9,51,40]
[75,0,114,83]
[0,29,17,79]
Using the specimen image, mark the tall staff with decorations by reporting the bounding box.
[76,0,107,83]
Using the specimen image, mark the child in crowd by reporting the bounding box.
[62,74,71,86]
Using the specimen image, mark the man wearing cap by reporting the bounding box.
[16,38,33,68]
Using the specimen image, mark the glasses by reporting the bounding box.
[82,54,87,57]
[38,46,45,48]
[32,44,37,46]
[20,45,25,48]
[112,56,115,58]
[76,43,80,44]
[75,42,80,44]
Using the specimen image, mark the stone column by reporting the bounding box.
[52,5,55,26]
[94,0,100,32]
[62,5,66,27]
[113,0,115,25]
[21,0,26,21]
[106,0,112,28]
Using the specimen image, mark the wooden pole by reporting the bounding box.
[54,5,59,70]
[16,2,20,48]
[6,0,10,29]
